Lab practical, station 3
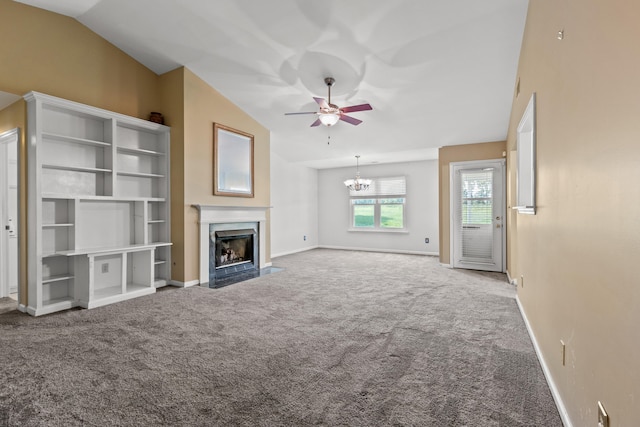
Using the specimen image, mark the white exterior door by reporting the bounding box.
[451,159,505,272]
[0,129,19,298]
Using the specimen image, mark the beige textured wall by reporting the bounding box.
[0,0,160,118]
[438,141,506,265]
[180,69,271,282]
[507,0,640,424]
[158,68,186,282]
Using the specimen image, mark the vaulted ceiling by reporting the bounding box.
[15,0,528,168]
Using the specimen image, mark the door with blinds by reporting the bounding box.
[451,160,505,272]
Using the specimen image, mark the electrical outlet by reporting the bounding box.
[101,263,109,273]
[303,235,306,241]
[560,340,565,366]
[425,237,429,244]
[597,401,609,427]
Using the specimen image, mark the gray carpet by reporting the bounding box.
[0,249,562,426]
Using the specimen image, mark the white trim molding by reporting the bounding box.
[169,279,200,288]
[319,245,438,257]
[193,205,269,286]
[516,296,573,427]
[271,246,319,259]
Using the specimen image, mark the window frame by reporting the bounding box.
[348,176,407,233]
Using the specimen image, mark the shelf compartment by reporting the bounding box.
[42,281,73,307]
[42,198,75,227]
[42,167,113,197]
[42,104,111,143]
[116,124,166,154]
[116,174,166,199]
[76,200,138,251]
[42,226,73,255]
[42,132,112,171]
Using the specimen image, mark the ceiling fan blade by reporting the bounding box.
[310,118,322,127]
[284,111,317,115]
[340,103,373,113]
[313,97,329,110]
[339,114,363,126]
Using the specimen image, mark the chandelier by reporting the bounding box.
[344,155,371,191]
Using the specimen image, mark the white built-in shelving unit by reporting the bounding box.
[25,92,171,316]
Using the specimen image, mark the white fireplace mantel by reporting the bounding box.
[194,205,270,285]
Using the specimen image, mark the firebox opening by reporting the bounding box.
[214,229,255,270]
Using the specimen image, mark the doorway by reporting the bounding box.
[450,159,505,272]
[0,128,19,299]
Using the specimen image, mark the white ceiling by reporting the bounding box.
[15,0,528,169]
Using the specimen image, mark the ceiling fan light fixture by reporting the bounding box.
[319,112,340,126]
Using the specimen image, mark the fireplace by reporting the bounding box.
[209,222,259,282]
[196,205,269,287]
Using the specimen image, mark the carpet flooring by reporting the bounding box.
[0,249,562,426]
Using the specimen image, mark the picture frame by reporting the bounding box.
[213,123,254,197]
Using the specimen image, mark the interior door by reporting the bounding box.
[0,128,19,298]
[451,159,505,272]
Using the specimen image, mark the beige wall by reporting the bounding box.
[181,69,271,282]
[0,0,160,118]
[438,141,506,265]
[158,68,271,283]
[158,68,186,282]
[507,0,640,424]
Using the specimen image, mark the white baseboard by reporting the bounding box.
[440,263,452,268]
[318,245,438,257]
[169,279,200,288]
[271,246,319,259]
[17,303,27,313]
[516,296,573,427]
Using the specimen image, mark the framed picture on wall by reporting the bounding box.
[213,123,254,197]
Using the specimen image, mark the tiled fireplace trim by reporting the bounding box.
[194,205,269,286]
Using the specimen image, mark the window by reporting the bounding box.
[350,176,406,231]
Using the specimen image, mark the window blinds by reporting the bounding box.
[458,169,493,261]
[349,176,406,197]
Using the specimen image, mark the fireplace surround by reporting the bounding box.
[195,205,269,286]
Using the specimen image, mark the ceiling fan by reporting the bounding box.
[285,77,373,127]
